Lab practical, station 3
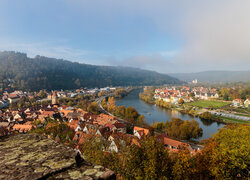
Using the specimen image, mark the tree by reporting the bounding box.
[115,105,126,118]
[200,112,213,120]
[152,122,165,131]
[101,98,108,110]
[98,90,105,97]
[125,106,139,124]
[165,118,203,140]
[122,136,172,179]
[172,149,196,179]
[178,98,184,104]
[87,102,100,115]
[204,125,250,179]
[107,97,116,113]
[37,90,47,99]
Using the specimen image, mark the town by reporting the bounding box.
[0,87,201,155]
[139,84,250,123]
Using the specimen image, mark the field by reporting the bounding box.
[187,100,230,109]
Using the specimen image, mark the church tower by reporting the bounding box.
[52,91,57,105]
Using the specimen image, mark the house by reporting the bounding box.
[133,126,150,139]
[163,137,193,152]
[105,122,127,133]
[232,99,243,107]
[68,119,79,130]
[113,122,127,133]
[244,99,250,108]
[108,140,118,152]
[95,114,115,126]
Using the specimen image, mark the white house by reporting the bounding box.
[108,140,118,152]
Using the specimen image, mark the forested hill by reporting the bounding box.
[0,51,181,91]
[169,70,250,83]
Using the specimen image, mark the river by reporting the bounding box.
[116,89,225,141]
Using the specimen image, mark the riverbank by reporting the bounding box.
[139,88,249,124]
[117,89,225,141]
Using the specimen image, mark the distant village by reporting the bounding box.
[154,86,250,108]
[0,87,201,157]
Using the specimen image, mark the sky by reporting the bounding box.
[0,0,250,73]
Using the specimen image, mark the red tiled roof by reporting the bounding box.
[134,126,150,136]
[163,137,186,149]
[13,124,32,132]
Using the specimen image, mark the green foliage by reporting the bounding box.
[165,118,203,140]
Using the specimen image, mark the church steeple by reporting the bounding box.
[52,91,57,105]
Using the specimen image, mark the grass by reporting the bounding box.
[187,100,230,109]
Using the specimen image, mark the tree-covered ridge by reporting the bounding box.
[0,51,181,91]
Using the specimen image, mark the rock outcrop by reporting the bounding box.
[0,134,115,180]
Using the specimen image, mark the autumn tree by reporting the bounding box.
[204,124,250,179]
[125,106,139,124]
[101,98,108,110]
[172,149,197,179]
[37,90,47,99]
[87,102,100,115]
[165,118,203,140]
[98,90,105,97]
[178,98,184,104]
[107,97,116,113]
[115,105,126,118]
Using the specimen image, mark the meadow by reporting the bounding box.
[187,100,230,109]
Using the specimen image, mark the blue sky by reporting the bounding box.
[0,0,249,73]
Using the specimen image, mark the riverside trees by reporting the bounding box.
[103,97,147,126]
[153,118,203,140]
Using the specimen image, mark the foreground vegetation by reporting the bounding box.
[81,124,250,179]
[31,113,250,179]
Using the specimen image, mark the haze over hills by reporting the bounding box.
[169,70,250,83]
[0,51,181,91]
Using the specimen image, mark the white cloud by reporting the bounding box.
[67,0,250,72]
[1,0,250,73]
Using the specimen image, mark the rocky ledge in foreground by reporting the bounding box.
[0,134,115,180]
